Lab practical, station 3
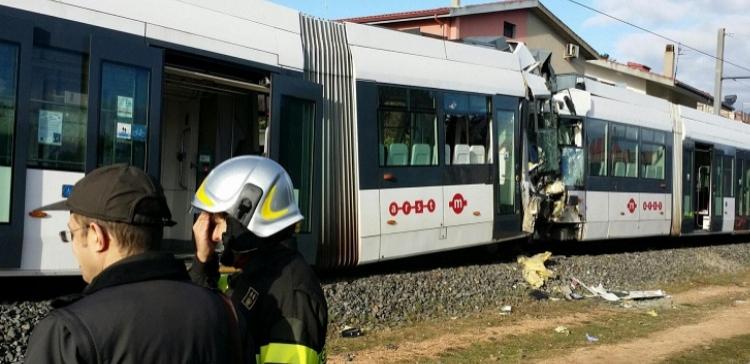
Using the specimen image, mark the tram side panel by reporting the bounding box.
[678,106,750,235]
[347,21,527,264]
[553,82,674,241]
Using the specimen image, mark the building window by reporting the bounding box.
[503,21,516,38]
[444,92,491,165]
[378,86,437,167]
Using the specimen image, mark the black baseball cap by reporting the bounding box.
[35,164,176,226]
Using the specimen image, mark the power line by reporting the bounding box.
[564,0,750,74]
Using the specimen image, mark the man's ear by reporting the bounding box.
[89,222,110,253]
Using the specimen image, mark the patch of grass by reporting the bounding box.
[327,269,750,361]
[665,334,750,364]
[423,291,750,364]
[327,299,604,355]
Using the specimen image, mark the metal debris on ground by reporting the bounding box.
[500,305,512,315]
[517,251,554,288]
[341,327,363,338]
[554,326,570,335]
[585,333,599,342]
[571,277,666,303]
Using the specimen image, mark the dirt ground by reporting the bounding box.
[328,273,750,363]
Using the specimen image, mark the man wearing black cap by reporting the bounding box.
[24,164,247,364]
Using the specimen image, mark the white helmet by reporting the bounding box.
[191,156,303,238]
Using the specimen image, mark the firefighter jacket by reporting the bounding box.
[24,252,248,364]
[190,238,328,364]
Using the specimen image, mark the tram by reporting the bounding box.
[0,0,747,275]
[536,79,750,241]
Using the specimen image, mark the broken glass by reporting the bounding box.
[561,147,584,186]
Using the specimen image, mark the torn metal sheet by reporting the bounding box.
[571,277,667,303]
[522,196,541,233]
[544,180,565,196]
[590,284,620,302]
[621,290,666,300]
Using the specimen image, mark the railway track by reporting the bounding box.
[2,235,750,363]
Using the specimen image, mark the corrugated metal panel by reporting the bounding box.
[300,15,359,268]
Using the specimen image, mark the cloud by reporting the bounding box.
[585,0,750,108]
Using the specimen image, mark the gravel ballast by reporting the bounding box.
[3,240,750,362]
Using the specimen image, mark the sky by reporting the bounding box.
[269,0,750,113]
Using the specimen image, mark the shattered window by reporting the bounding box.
[561,147,584,186]
[558,119,581,147]
[640,129,666,180]
[535,113,559,174]
[610,125,638,178]
[586,119,607,177]
[559,118,583,186]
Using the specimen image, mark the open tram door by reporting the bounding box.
[491,95,522,239]
[0,16,31,268]
[683,142,722,232]
[267,74,323,264]
[159,53,271,255]
[681,140,695,234]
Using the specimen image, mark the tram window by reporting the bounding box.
[586,119,607,177]
[559,118,583,186]
[723,156,734,197]
[27,47,88,171]
[444,93,490,165]
[640,129,666,180]
[98,62,150,169]
[378,86,437,167]
[496,109,515,214]
[0,43,18,224]
[610,125,638,178]
[744,162,750,216]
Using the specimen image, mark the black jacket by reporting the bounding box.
[24,252,247,364]
[191,239,328,364]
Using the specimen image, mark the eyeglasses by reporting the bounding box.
[59,226,87,243]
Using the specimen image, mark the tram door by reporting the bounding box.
[268,74,322,263]
[88,34,163,176]
[681,141,695,234]
[710,149,724,231]
[492,96,522,239]
[160,64,269,254]
[0,17,31,268]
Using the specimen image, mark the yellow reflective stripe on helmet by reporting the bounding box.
[259,343,320,364]
[260,184,288,221]
[195,181,215,208]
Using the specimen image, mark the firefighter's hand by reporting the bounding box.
[193,212,218,263]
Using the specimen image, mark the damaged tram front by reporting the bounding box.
[521,82,587,241]
[523,75,680,243]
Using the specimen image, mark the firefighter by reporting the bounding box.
[189,156,328,364]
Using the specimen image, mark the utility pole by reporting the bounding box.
[713,28,725,115]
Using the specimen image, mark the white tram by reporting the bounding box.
[536,79,750,241]
[0,0,746,276]
[0,0,545,274]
